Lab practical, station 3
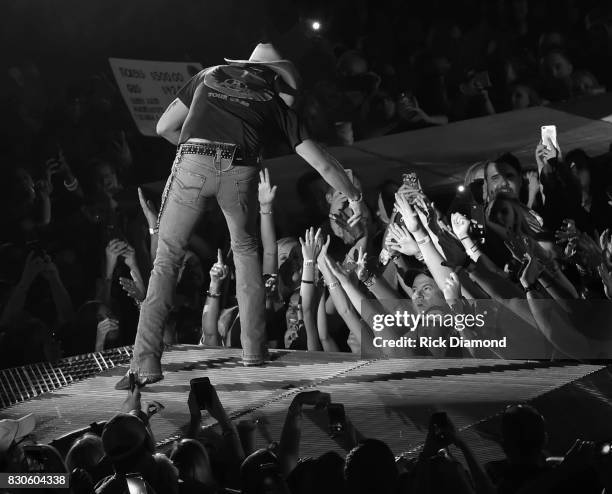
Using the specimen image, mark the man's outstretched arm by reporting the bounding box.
[295,139,365,225]
[156,98,189,145]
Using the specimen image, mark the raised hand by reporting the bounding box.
[120,277,146,303]
[138,187,158,228]
[525,170,540,195]
[442,272,461,305]
[599,228,612,268]
[258,168,277,211]
[299,227,323,262]
[317,235,331,276]
[96,317,119,350]
[451,212,470,239]
[120,376,142,413]
[394,193,421,233]
[386,222,419,256]
[210,249,229,292]
[355,246,369,282]
[324,254,351,282]
[40,255,60,282]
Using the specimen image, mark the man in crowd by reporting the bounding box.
[117,43,365,388]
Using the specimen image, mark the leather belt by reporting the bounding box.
[179,141,260,163]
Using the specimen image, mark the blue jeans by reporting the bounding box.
[130,144,266,377]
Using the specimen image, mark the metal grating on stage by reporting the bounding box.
[0,345,606,464]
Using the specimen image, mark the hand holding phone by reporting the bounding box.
[541,125,559,152]
[190,377,212,410]
[327,403,346,437]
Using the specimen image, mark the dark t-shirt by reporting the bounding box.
[176,65,309,155]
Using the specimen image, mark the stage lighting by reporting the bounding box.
[311,21,321,31]
[457,185,466,193]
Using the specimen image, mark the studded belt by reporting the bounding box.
[179,141,260,163]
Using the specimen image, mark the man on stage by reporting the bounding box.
[117,43,365,389]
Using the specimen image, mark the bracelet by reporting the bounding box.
[416,237,431,246]
[206,290,221,298]
[523,283,538,293]
[363,274,377,288]
[303,259,314,267]
[64,177,78,191]
[327,281,340,290]
[260,210,273,215]
[148,227,158,235]
[459,236,469,242]
[301,279,314,284]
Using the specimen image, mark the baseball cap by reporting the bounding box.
[0,413,36,454]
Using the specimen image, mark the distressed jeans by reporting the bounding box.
[130,143,267,378]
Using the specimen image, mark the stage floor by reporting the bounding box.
[0,346,606,462]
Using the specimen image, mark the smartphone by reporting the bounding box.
[430,412,449,443]
[344,169,355,185]
[190,377,212,410]
[401,172,423,205]
[469,203,486,241]
[129,372,136,393]
[473,71,492,88]
[328,403,346,436]
[541,125,558,151]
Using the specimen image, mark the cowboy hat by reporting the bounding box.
[225,43,301,107]
[0,413,36,454]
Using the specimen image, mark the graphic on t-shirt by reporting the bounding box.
[204,66,274,102]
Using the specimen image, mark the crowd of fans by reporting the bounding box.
[2,1,612,491]
[2,381,611,494]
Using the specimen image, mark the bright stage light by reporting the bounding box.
[457,185,466,193]
[311,21,321,31]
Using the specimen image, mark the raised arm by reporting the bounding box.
[258,169,278,275]
[156,98,189,146]
[295,139,365,226]
[201,250,229,346]
[299,227,323,351]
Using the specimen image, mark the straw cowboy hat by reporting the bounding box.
[225,43,301,107]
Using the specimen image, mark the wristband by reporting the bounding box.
[416,236,431,246]
[459,236,469,242]
[301,279,314,284]
[523,283,538,293]
[148,227,158,235]
[206,290,221,298]
[327,281,340,290]
[303,260,314,267]
[260,210,273,215]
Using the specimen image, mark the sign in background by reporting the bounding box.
[109,58,203,136]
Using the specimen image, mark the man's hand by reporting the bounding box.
[97,317,119,344]
[187,390,202,421]
[525,170,540,198]
[451,213,470,239]
[599,228,612,268]
[138,187,158,228]
[258,168,277,212]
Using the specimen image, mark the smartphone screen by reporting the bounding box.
[190,377,212,409]
[541,125,558,151]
